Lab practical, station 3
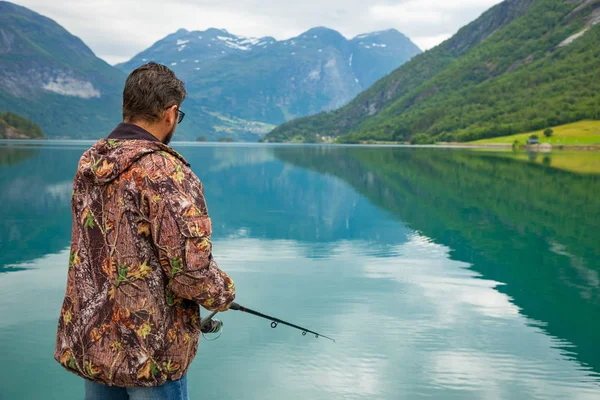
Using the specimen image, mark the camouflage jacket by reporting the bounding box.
[54,129,235,387]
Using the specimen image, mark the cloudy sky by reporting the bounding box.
[13,0,503,65]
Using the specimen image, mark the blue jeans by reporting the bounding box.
[84,375,188,400]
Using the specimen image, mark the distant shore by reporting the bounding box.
[443,142,600,151]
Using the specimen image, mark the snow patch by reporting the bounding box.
[171,62,177,66]
[195,67,200,70]
[291,52,296,55]
[355,78,359,84]
[43,76,100,99]
[355,32,382,40]
[217,35,256,51]
[142,58,147,61]
[224,41,251,51]
[198,36,203,39]
[355,32,375,39]
[372,43,387,48]
[176,39,189,46]
[194,60,199,63]
[238,37,261,46]
[349,53,353,66]
[364,45,371,49]
[318,49,323,52]
[325,58,336,68]
[178,44,187,52]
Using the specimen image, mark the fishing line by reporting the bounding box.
[200,302,335,342]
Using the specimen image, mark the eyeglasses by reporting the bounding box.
[165,106,185,123]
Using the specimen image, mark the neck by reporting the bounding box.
[127,120,165,143]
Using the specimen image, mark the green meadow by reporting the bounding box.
[470,121,600,146]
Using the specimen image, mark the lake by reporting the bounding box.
[1,142,599,399]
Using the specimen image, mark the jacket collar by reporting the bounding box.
[108,123,161,142]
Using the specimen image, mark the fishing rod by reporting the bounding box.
[200,302,335,342]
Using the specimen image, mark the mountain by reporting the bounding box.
[0,1,125,139]
[0,111,44,139]
[117,28,277,75]
[0,1,420,141]
[266,0,600,143]
[117,26,421,140]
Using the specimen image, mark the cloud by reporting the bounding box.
[13,0,502,64]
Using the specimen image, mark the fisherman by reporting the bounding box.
[54,62,235,400]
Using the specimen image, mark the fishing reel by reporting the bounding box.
[200,311,223,340]
[201,319,223,334]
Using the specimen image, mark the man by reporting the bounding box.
[54,62,235,399]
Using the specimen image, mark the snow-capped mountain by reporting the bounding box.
[117,28,278,73]
[117,27,421,138]
[0,0,421,141]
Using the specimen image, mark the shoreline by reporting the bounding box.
[2,138,599,151]
[353,140,600,151]
[443,142,600,151]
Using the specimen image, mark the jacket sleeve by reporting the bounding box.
[143,152,235,311]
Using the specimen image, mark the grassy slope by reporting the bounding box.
[348,0,599,142]
[471,120,600,145]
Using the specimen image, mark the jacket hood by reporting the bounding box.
[78,139,189,185]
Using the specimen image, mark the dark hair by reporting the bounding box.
[122,62,187,123]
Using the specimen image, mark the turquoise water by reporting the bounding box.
[1,143,599,399]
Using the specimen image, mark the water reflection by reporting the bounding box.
[0,146,81,269]
[0,147,38,167]
[1,143,599,399]
[2,235,599,399]
[274,146,600,374]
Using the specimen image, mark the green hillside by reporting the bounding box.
[266,0,600,143]
[0,112,45,139]
[0,1,125,139]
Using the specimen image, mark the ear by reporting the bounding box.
[164,105,177,125]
